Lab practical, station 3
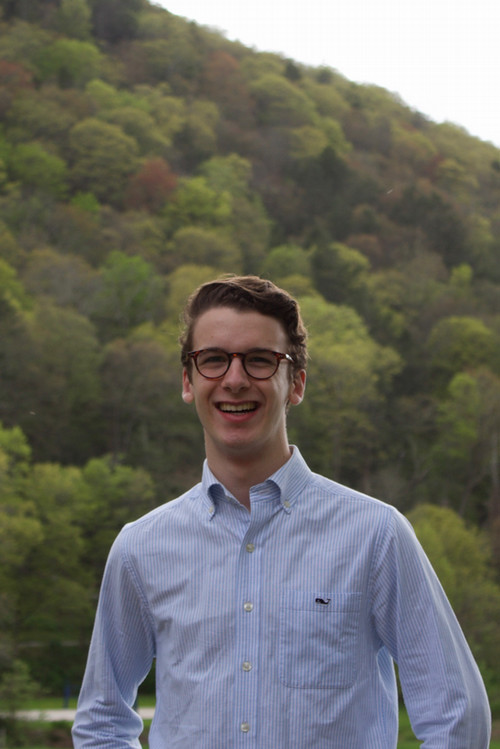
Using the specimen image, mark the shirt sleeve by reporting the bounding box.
[72,529,156,748]
[370,509,491,748]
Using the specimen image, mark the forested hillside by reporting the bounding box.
[0,0,499,710]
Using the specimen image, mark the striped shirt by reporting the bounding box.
[72,447,491,748]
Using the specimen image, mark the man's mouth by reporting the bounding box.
[218,402,258,413]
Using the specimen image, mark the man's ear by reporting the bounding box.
[288,370,306,406]
[182,368,194,404]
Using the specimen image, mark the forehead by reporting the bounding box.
[192,306,289,351]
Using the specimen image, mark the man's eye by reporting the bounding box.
[247,352,274,365]
[200,351,227,365]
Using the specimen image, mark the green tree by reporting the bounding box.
[228,192,271,274]
[0,658,40,713]
[427,316,497,391]
[302,78,349,120]
[100,336,188,477]
[311,241,371,307]
[21,247,98,315]
[167,226,242,274]
[84,77,132,111]
[89,251,164,340]
[164,176,232,234]
[430,369,500,521]
[0,659,41,747]
[103,106,170,156]
[7,141,68,198]
[28,302,103,462]
[0,425,38,591]
[0,423,41,668]
[409,504,500,710]
[127,17,203,88]
[0,257,30,317]
[199,153,253,197]
[260,244,311,282]
[15,462,94,643]
[250,73,316,126]
[90,0,143,42]
[288,125,329,160]
[390,181,467,267]
[176,100,219,165]
[5,89,78,147]
[34,39,102,88]
[0,18,52,69]
[292,296,401,484]
[79,456,156,577]
[164,263,219,321]
[0,302,102,463]
[0,221,22,268]
[54,0,92,40]
[139,87,186,142]
[199,156,272,273]
[391,124,437,172]
[68,118,139,205]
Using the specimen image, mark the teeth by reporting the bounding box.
[219,402,256,413]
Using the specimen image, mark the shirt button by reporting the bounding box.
[240,722,250,733]
[243,601,254,612]
[242,661,252,671]
[208,506,214,514]
[245,543,255,553]
[283,500,291,508]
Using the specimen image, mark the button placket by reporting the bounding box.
[234,521,264,745]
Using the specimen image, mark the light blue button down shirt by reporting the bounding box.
[72,448,491,748]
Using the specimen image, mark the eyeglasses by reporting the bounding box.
[187,348,294,380]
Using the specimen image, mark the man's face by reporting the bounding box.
[182,307,305,469]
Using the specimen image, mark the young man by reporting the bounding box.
[73,276,491,748]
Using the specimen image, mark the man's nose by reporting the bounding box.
[223,354,250,387]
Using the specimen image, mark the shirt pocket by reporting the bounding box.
[279,589,362,689]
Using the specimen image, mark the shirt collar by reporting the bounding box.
[200,446,311,518]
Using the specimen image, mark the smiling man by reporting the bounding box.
[73,275,491,748]
[181,304,305,507]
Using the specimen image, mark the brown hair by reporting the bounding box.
[180,275,308,377]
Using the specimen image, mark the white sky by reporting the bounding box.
[154,0,500,149]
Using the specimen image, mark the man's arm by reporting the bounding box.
[72,531,155,748]
[371,509,491,748]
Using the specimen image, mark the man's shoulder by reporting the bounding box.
[306,470,398,520]
[120,482,203,537]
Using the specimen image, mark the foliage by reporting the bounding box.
[54,0,92,41]
[409,504,500,709]
[7,141,68,198]
[34,39,102,88]
[292,295,402,481]
[163,176,231,233]
[250,73,317,126]
[68,118,139,205]
[89,250,164,340]
[0,658,43,747]
[0,659,40,717]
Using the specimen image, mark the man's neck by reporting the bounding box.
[206,447,292,510]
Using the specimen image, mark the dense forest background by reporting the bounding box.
[0,0,500,714]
